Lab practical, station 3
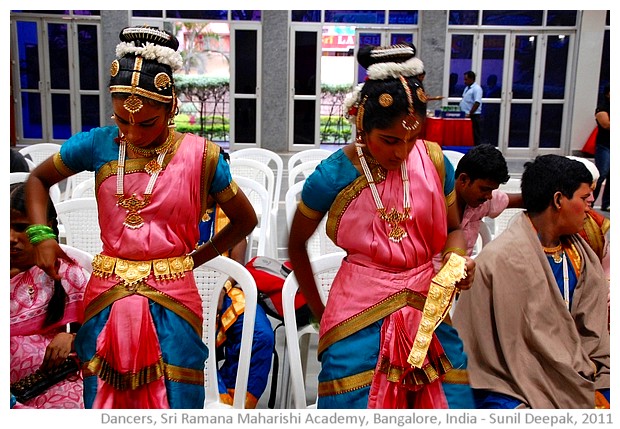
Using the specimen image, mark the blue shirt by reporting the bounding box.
[459,82,483,115]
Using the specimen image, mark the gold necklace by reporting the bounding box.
[124,130,176,157]
[543,243,564,264]
[355,143,411,242]
[115,135,172,229]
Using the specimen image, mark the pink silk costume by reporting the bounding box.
[302,140,454,408]
[55,131,232,408]
[10,262,88,408]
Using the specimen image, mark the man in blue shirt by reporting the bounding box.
[459,70,483,145]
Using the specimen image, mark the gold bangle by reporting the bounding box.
[208,238,221,256]
[441,247,466,258]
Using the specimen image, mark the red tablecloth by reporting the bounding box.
[423,117,474,146]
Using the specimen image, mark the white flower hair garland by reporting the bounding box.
[116,41,183,72]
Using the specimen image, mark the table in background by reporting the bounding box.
[424,117,474,147]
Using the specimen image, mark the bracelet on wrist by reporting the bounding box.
[25,224,57,246]
[441,246,467,259]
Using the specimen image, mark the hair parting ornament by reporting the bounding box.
[109,26,182,120]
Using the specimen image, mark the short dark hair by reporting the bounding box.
[521,154,592,214]
[455,144,509,184]
[464,70,476,81]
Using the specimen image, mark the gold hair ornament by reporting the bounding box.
[378,93,393,107]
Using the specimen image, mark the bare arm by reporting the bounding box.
[25,157,73,280]
[596,111,610,129]
[191,188,257,268]
[506,192,523,209]
[443,201,475,290]
[287,209,324,321]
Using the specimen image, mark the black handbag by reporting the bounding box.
[10,357,80,403]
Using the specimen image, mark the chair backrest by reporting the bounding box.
[19,143,62,166]
[287,149,332,172]
[442,149,465,170]
[471,218,493,258]
[64,170,96,201]
[54,197,103,255]
[229,158,275,218]
[282,252,346,408]
[10,172,61,204]
[493,208,523,238]
[70,176,96,199]
[288,159,321,189]
[232,175,271,260]
[230,148,283,213]
[193,256,258,408]
[59,243,94,274]
[284,179,343,259]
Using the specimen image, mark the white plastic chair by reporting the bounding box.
[70,176,96,199]
[281,252,346,408]
[471,218,493,258]
[54,197,102,255]
[59,243,94,274]
[229,158,277,258]
[493,208,523,238]
[442,149,465,170]
[64,170,96,201]
[287,159,321,189]
[287,149,332,173]
[232,175,271,261]
[19,143,61,166]
[285,179,343,259]
[193,255,257,409]
[230,149,283,257]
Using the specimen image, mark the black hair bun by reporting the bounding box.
[119,26,179,51]
[357,43,417,70]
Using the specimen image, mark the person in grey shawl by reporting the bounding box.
[453,154,610,409]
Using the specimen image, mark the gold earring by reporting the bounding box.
[168,115,176,129]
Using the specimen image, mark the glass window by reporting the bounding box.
[132,10,163,18]
[166,10,228,20]
[448,10,479,26]
[17,21,40,90]
[291,10,321,22]
[47,23,69,90]
[235,30,257,94]
[482,11,543,26]
[324,10,385,24]
[231,10,261,21]
[21,93,43,139]
[448,34,473,97]
[546,10,577,26]
[539,104,563,148]
[294,31,318,96]
[508,104,531,148]
[390,33,414,45]
[542,35,569,100]
[293,100,316,145]
[51,94,71,140]
[388,11,418,25]
[598,29,609,100]
[77,25,99,91]
[512,35,536,99]
[81,95,100,131]
[235,99,257,143]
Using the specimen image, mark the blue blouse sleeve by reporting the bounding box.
[443,154,455,196]
[59,126,120,173]
[301,150,360,214]
[210,154,233,194]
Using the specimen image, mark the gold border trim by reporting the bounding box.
[442,368,469,384]
[318,369,374,397]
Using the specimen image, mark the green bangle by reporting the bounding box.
[25,224,57,245]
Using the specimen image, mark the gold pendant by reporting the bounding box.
[379,207,411,243]
[117,193,151,229]
[144,159,162,175]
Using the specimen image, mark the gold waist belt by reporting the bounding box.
[92,253,194,287]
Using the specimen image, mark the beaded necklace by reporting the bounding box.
[355,143,411,242]
[116,132,174,229]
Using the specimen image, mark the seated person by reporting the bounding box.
[10,182,89,408]
[453,155,610,409]
[198,194,275,409]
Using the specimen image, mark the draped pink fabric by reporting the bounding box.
[321,140,449,408]
[83,135,211,407]
[10,262,88,408]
